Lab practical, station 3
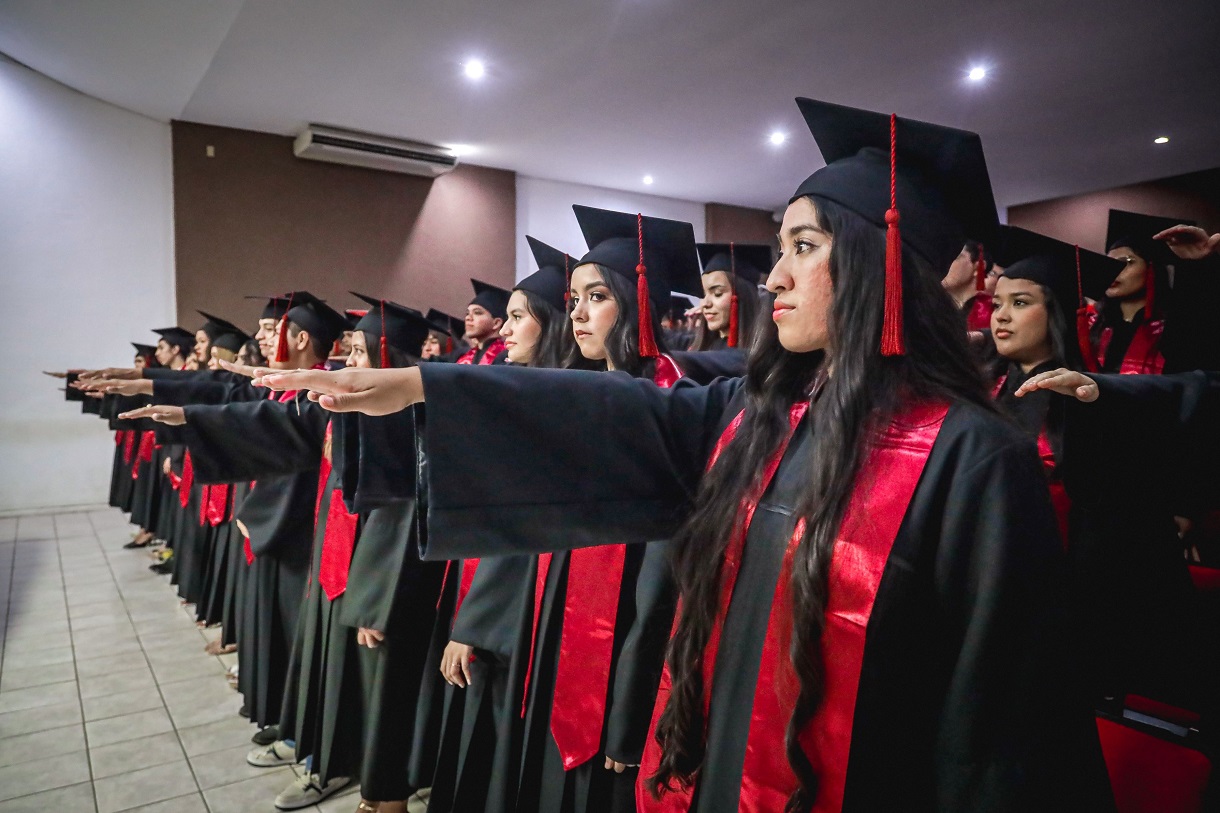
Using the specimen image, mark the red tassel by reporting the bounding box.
[445,337,454,354]
[880,113,905,357]
[273,292,295,363]
[564,254,572,306]
[1144,261,1156,320]
[726,241,739,348]
[727,294,740,347]
[974,243,987,292]
[1075,245,1098,372]
[379,301,390,368]
[635,213,659,358]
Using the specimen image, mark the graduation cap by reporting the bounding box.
[211,328,253,355]
[520,236,576,313]
[196,311,243,341]
[151,327,195,354]
[469,279,511,321]
[792,97,1000,355]
[696,243,772,347]
[344,309,368,331]
[572,205,701,357]
[1106,210,1196,319]
[274,291,346,362]
[131,343,157,358]
[669,295,694,319]
[350,292,433,366]
[997,226,1125,372]
[245,294,300,321]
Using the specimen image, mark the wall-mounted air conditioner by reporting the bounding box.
[293,125,458,177]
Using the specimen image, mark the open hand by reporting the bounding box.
[1154,225,1220,261]
[356,628,385,649]
[79,367,141,381]
[118,404,186,425]
[84,378,153,396]
[258,366,422,416]
[1014,368,1099,402]
[604,757,639,773]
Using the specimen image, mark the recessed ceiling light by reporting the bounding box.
[1154,136,1170,144]
[463,59,485,80]
[967,66,987,82]
[642,175,654,185]
[769,131,786,146]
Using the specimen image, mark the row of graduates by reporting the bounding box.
[67,95,1220,812]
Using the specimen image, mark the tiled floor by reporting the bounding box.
[0,510,362,813]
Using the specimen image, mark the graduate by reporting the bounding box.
[423,308,466,361]
[1094,209,1220,374]
[260,98,1111,812]
[459,280,512,365]
[688,243,768,352]
[428,236,577,813]
[942,239,994,330]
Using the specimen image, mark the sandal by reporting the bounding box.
[204,640,237,656]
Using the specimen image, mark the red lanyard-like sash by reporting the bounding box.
[317,423,360,600]
[548,364,683,769]
[1095,318,1165,375]
[992,376,1070,546]
[178,451,194,509]
[121,430,136,464]
[639,401,947,812]
[198,484,231,527]
[457,337,506,365]
[131,431,155,478]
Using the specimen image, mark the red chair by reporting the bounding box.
[1188,564,1220,593]
[1096,712,1211,813]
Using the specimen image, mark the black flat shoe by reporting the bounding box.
[252,725,280,745]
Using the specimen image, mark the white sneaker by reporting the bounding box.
[246,739,296,767]
[274,773,351,810]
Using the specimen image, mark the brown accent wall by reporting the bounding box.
[172,121,516,331]
[1008,168,1220,253]
[705,202,779,252]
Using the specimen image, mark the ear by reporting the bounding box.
[294,329,311,351]
[492,318,504,332]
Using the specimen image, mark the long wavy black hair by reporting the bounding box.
[649,197,993,812]
[687,273,766,351]
[562,263,668,379]
[518,289,576,370]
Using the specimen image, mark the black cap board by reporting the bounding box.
[426,308,465,339]
[469,279,511,321]
[245,294,297,321]
[284,294,348,349]
[131,343,157,357]
[350,293,433,359]
[696,243,772,286]
[343,309,367,332]
[211,328,252,354]
[791,97,999,274]
[1106,209,1195,265]
[151,327,195,352]
[519,236,576,312]
[196,311,243,340]
[572,205,702,303]
[997,226,1124,308]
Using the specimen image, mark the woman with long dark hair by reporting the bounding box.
[687,243,768,352]
[261,99,1110,812]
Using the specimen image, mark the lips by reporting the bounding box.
[772,303,794,320]
[994,330,1012,339]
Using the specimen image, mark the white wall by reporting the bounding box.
[515,176,706,281]
[0,56,176,513]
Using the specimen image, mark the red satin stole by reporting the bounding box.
[120,430,136,464]
[131,431,155,478]
[317,422,360,601]
[639,400,948,812]
[965,291,992,331]
[547,364,683,769]
[992,376,1070,545]
[457,337,507,366]
[178,451,194,508]
[1091,312,1166,375]
[198,484,231,527]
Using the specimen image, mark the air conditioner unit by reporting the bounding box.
[293,125,458,177]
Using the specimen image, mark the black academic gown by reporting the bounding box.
[410,364,1113,813]
[176,393,328,729]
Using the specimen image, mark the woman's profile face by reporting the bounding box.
[346,330,372,368]
[421,334,441,359]
[569,264,618,362]
[1105,246,1148,300]
[767,197,834,354]
[700,271,733,335]
[193,330,210,362]
[991,276,1052,367]
[154,340,174,367]
[500,289,542,364]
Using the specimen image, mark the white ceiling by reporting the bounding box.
[2,0,1217,212]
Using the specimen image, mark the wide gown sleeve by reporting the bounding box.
[179,397,328,484]
[416,365,744,560]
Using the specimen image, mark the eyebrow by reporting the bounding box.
[995,286,1039,298]
[580,279,609,293]
[779,224,829,241]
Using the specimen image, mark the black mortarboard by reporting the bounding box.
[696,243,771,286]
[350,293,433,365]
[246,294,296,321]
[792,98,999,266]
[283,293,347,351]
[426,308,465,339]
[211,328,253,354]
[1106,209,1194,263]
[469,279,511,321]
[669,296,693,319]
[344,309,367,331]
[997,226,1124,372]
[151,327,194,352]
[131,343,157,357]
[520,236,576,312]
[196,311,243,340]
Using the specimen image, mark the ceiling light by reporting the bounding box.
[769,131,786,146]
[1154,136,1170,144]
[642,175,654,185]
[967,66,987,82]
[446,144,477,157]
[463,59,485,80]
